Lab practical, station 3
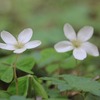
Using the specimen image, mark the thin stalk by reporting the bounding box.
[74,59,80,75]
[13,54,19,95]
[75,59,78,67]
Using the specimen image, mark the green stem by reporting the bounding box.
[13,55,19,95]
[75,59,78,67]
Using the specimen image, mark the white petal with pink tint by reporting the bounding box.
[64,23,76,41]
[14,47,26,54]
[54,41,73,52]
[25,40,41,49]
[18,28,33,43]
[82,42,99,56]
[1,31,17,44]
[77,26,93,42]
[73,48,87,60]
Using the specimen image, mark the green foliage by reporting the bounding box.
[62,75,100,96]
[1,67,13,83]
[0,49,99,99]
[0,64,13,83]
[10,96,26,100]
[7,75,48,99]
[7,76,29,96]
[46,64,59,74]
[32,76,48,99]
[85,94,100,100]
[0,91,10,98]
[0,95,33,100]
[10,96,32,100]
[33,48,72,74]
[34,48,71,67]
[17,56,35,74]
[60,56,79,69]
[0,55,35,83]
[45,98,67,100]
[42,74,100,96]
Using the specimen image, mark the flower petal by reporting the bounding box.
[64,23,76,41]
[0,43,16,50]
[14,47,26,54]
[77,26,93,42]
[25,40,41,49]
[0,43,6,48]
[2,44,15,50]
[18,28,33,43]
[54,41,73,52]
[1,31,17,44]
[73,48,87,60]
[81,42,99,56]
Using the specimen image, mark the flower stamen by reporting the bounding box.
[14,42,24,49]
[72,40,81,48]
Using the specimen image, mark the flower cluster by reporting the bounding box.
[54,23,99,60]
[0,28,41,53]
[0,24,99,60]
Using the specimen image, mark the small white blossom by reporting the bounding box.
[0,28,41,54]
[54,23,99,60]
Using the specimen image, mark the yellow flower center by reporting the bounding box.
[14,42,24,49]
[72,40,81,48]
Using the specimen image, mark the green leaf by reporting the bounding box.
[47,89,62,98]
[72,94,84,100]
[42,74,100,96]
[61,75,100,96]
[0,99,8,100]
[42,77,65,85]
[85,93,100,100]
[0,56,13,83]
[60,56,77,69]
[10,96,27,100]
[32,76,48,99]
[10,95,34,100]
[46,64,59,74]
[58,84,72,91]
[0,90,10,98]
[0,55,15,65]
[34,48,71,67]
[17,56,35,74]
[45,98,68,100]
[0,64,8,77]
[7,76,29,96]
[0,66,13,83]
[0,55,35,74]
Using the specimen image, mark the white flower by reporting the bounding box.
[0,28,41,54]
[54,23,99,60]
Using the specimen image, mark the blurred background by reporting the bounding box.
[0,0,100,47]
[0,0,100,76]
